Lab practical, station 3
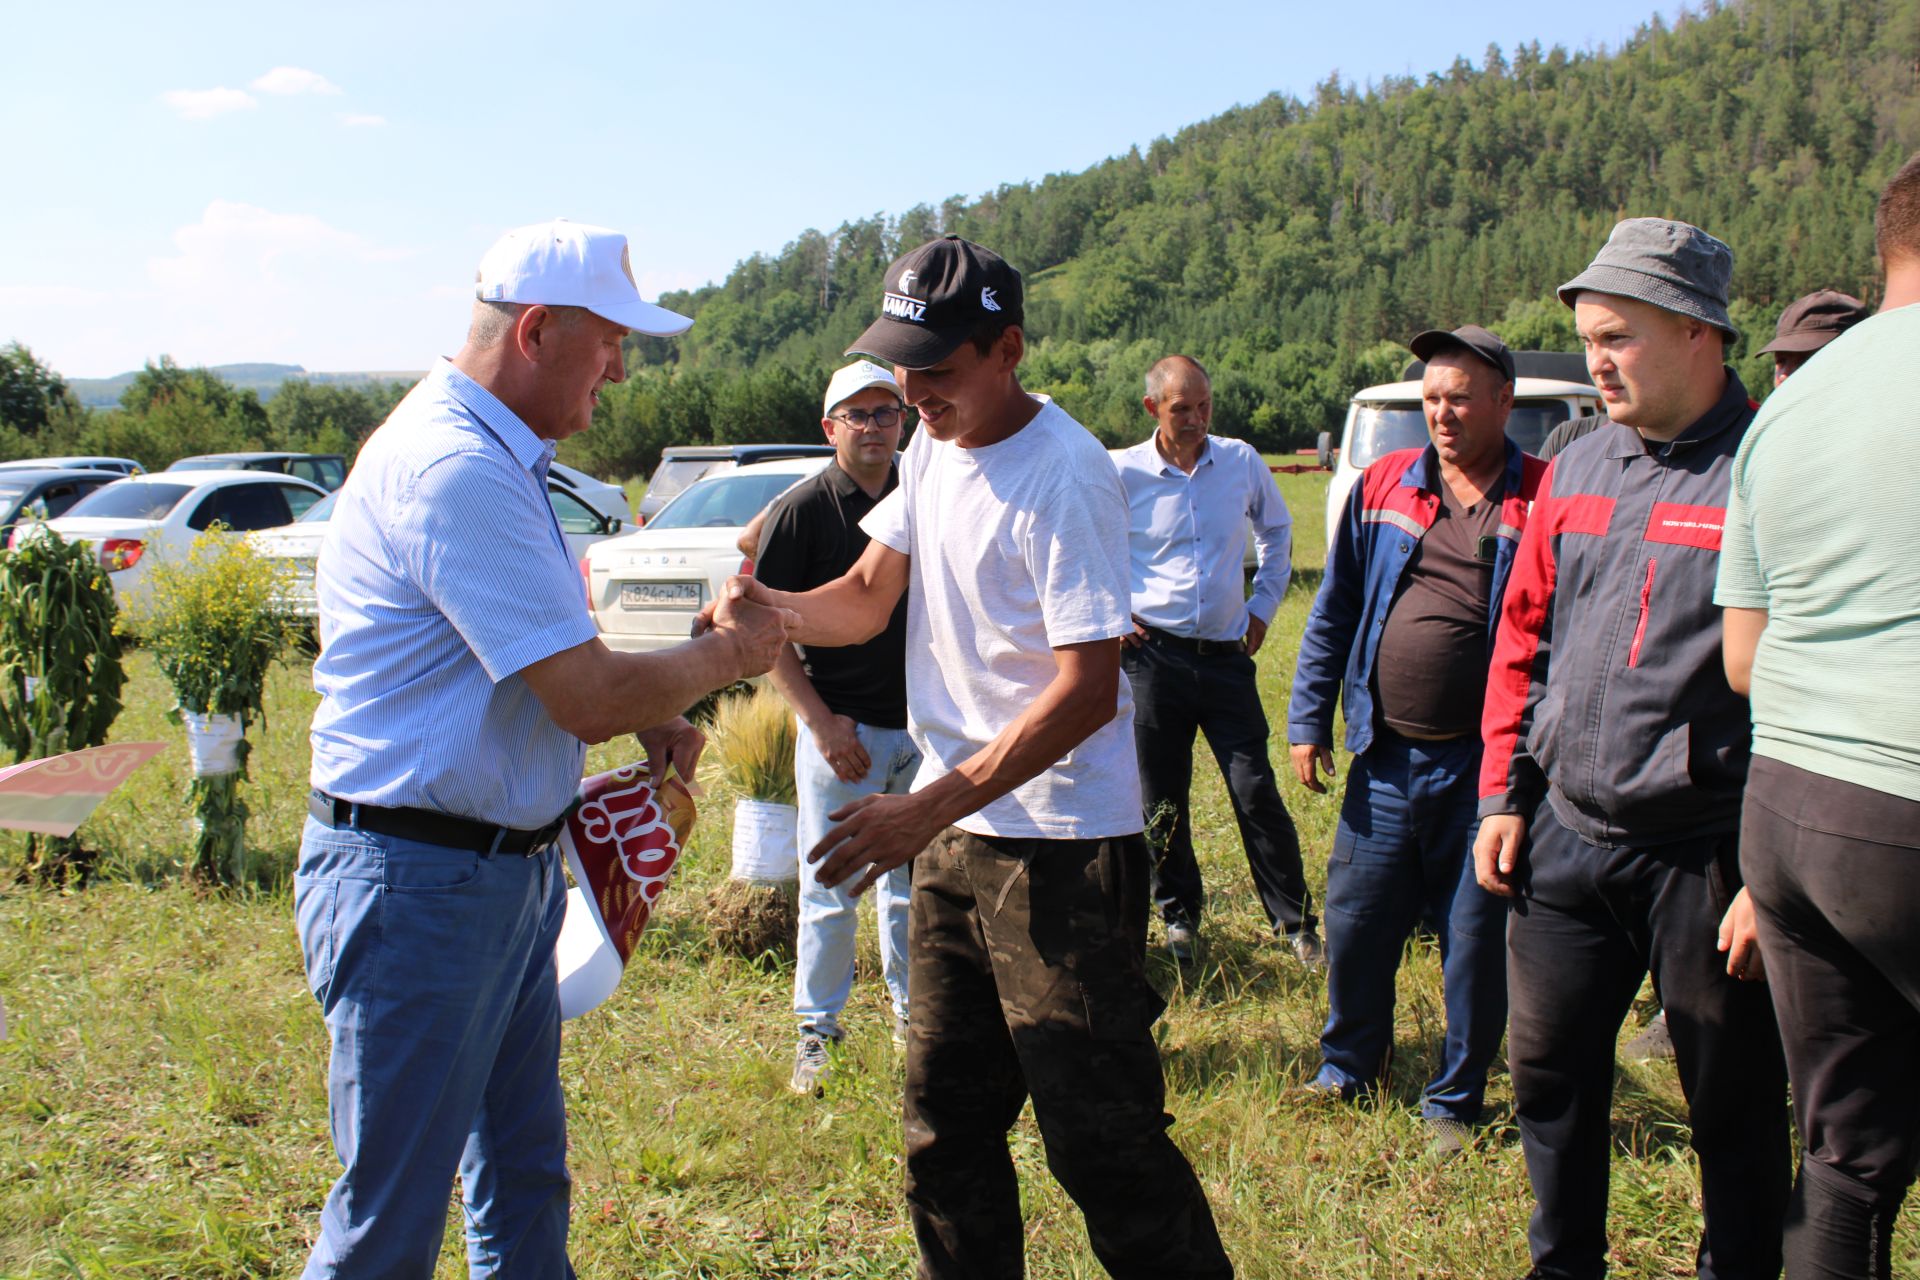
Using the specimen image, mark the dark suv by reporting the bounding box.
[167,452,349,491]
[638,444,835,523]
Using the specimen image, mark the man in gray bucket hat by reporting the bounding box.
[1475,216,1791,1280]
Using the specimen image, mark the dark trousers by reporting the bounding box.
[1318,729,1508,1121]
[1741,757,1920,1280]
[1508,801,1791,1280]
[1123,637,1315,936]
[902,829,1233,1280]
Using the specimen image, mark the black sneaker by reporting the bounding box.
[1286,927,1326,971]
[1165,919,1197,964]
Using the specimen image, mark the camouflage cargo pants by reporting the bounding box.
[903,828,1233,1280]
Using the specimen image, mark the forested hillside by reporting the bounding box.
[4,0,1914,479]
[563,0,1918,479]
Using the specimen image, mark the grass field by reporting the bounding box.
[1,468,1912,1277]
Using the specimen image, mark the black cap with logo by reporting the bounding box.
[847,235,1024,370]
[1407,324,1517,384]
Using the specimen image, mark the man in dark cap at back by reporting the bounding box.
[1475,217,1790,1280]
[1288,324,1545,1154]
[1759,288,1872,385]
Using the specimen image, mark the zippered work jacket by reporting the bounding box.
[1478,372,1756,847]
[1288,440,1547,756]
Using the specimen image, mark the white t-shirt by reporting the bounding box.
[862,398,1142,839]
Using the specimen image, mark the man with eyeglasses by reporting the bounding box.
[754,360,921,1094]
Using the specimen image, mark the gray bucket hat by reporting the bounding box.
[1558,218,1738,341]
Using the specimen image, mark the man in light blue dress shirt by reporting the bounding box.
[1111,354,1320,967]
[296,219,795,1278]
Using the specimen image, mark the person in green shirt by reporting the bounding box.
[1716,152,1920,1280]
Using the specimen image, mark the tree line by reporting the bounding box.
[5,0,1913,480]
[622,0,1917,466]
[0,345,412,471]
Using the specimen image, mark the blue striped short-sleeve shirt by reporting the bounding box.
[309,359,600,826]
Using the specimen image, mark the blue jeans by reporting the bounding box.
[293,815,574,1278]
[1316,730,1508,1122]
[793,719,919,1037]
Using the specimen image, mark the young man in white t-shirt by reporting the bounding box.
[715,236,1232,1279]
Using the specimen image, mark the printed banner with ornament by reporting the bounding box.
[555,760,696,1020]
[0,741,166,836]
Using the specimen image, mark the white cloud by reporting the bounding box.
[149,201,406,297]
[250,66,343,96]
[160,87,257,120]
[340,113,387,128]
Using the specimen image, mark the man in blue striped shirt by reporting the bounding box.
[297,219,795,1278]
[1111,355,1319,968]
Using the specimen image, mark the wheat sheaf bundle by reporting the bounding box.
[702,688,800,964]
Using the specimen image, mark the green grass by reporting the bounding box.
[1,469,1912,1277]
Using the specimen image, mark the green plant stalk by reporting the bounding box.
[188,766,249,887]
[120,528,293,887]
[0,529,127,883]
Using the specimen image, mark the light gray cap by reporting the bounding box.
[1558,217,1738,341]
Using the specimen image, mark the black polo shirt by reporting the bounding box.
[753,461,909,729]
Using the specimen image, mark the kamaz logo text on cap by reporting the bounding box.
[981,287,1002,312]
[883,292,927,323]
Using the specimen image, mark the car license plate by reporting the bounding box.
[620,581,700,610]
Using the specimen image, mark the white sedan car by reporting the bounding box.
[24,470,327,602]
[587,456,831,655]
[250,474,628,619]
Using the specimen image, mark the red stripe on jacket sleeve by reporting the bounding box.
[1480,461,1561,802]
[1549,492,1614,537]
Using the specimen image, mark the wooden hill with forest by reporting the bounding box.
[563,0,1918,481]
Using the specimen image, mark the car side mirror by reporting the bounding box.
[605,517,623,535]
[1316,431,1335,470]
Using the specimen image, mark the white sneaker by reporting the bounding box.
[1165,920,1197,964]
[790,1032,833,1095]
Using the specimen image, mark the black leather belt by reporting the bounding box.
[1142,625,1246,657]
[308,790,566,857]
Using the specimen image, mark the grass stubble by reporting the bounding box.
[0,471,1912,1277]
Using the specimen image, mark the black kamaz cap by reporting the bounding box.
[847,235,1024,369]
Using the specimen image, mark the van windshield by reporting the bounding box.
[1346,399,1579,469]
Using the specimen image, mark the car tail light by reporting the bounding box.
[100,539,145,572]
[738,555,754,577]
[580,556,593,610]
[5,528,18,551]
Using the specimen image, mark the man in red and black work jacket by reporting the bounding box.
[1473,218,1790,1280]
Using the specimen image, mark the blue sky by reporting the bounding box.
[2,1,1680,377]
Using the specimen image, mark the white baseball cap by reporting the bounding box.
[822,360,901,417]
[475,219,693,336]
